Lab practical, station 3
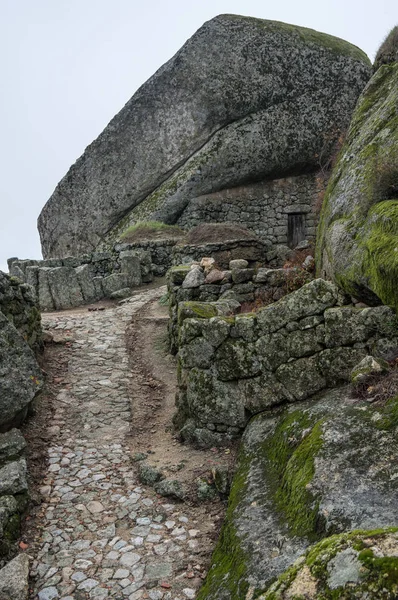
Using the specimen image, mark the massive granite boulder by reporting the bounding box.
[316,60,398,310]
[198,388,398,599]
[0,311,43,432]
[38,14,371,258]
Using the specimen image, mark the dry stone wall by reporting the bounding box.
[173,279,398,446]
[0,429,29,561]
[8,246,154,311]
[0,273,43,561]
[0,271,42,351]
[167,263,312,354]
[176,174,321,246]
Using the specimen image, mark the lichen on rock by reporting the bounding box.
[317,61,398,310]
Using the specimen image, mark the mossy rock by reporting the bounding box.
[198,387,398,599]
[260,528,398,599]
[316,63,398,311]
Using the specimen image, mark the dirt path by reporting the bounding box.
[23,285,232,600]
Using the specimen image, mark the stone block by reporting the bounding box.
[46,266,84,309]
[0,458,28,495]
[37,268,55,311]
[102,273,130,297]
[119,251,142,286]
[215,339,261,381]
[75,264,98,303]
[276,356,326,400]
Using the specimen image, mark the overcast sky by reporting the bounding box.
[0,0,396,272]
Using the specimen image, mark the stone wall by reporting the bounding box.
[171,238,274,269]
[115,239,178,276]
[173,279,398,446]
[0,271,42,351]
[167,262,312,354]
[0,274,43,560]
[176,174,321,246]
[0,429,29,561]
[8,246,154,311]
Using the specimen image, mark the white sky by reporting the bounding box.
[0,0,396,272]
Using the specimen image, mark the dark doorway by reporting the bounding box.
[287,213,306,248]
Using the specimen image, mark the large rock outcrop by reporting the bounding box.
[0,271,42,351]
[0,310,43,432]
[316,61,398,310]
[198,388,398,599]
[38,15,371,258]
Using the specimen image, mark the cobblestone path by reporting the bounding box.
[30,289,208,600]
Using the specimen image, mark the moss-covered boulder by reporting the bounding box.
[260,528,398,599]
[198,388,398,599]
[316,61,398,310]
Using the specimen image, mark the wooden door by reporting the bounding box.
[287,213,306,248]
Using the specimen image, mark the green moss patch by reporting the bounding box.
[261,528,398,599]
[361,200,398,310]
[119,221,185,243]
[264,410,324,540]
[221,15,370,64]
[178,301,219,326]
[197,447,252,600]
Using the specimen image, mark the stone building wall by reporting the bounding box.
[173,279,398,447]
[176,174,322,247]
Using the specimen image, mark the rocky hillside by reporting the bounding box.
[38,14,371,258]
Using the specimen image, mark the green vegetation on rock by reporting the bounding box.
[224,14,370,63]
[361,200,398,310]
[265,411,324,540]
[316,62,398,310]
[260,528,398,599]
[197,447,252,600]
[374,25,398,71]
[119,221,185,243]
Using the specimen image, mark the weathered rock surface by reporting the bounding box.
[0,271,42,351]
[198,388,398,599]
[0,553,30,599]
[0,430,29,559]
[38,14,371,258]
[0,311,43,432]
[260,529,398,599]
[317,61,398,310]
